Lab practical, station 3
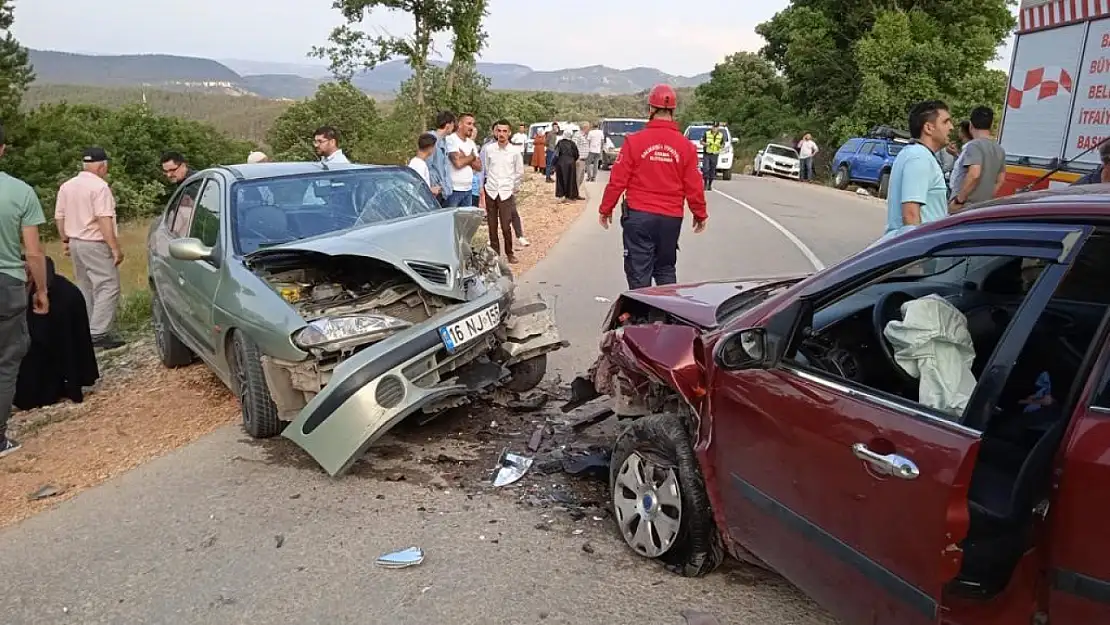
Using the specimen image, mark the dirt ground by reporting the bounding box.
[1,170,588,530]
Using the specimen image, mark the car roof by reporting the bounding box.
[205,162,382,181]
[916,185,1110,231]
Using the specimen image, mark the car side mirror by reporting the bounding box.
[169,237,214,262]
[714,328,768,371]
[731,137,739,144]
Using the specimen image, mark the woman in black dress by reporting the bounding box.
[553,131,582,202]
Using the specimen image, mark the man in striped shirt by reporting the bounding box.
[573,125,590,189]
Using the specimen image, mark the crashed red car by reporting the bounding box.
[571,187,1110,625]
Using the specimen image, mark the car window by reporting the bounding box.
[786,252,1050,422]
[189,180,221,249]
[166,179,204,238]
[767,146,798,158]
[232,167,445,255]
[888,143,906,156]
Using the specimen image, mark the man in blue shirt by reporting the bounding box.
[882,100,954,241]
[425,111,456,206]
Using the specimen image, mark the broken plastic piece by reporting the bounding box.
[491,449,533,487]
[376,546,425,569]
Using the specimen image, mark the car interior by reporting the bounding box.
[786,231,1110,599]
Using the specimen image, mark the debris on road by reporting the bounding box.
[594,296,611,303]
[376,546,425,569]
[491,449,533,487]
[561,447,611,477]
[274,534,285,549]
[27,484,64,501]
[570,407,613,431]
[527,425,546,452]
[507,392,549,412]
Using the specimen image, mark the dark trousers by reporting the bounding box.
[485,192,517,259]
[545,150,556,178]
[702,153,719,189]
[0,273,30,436]
[621,207,682,290]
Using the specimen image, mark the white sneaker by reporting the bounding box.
[518,236,531,247]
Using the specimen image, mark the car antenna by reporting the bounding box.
[1019,136,1110,193]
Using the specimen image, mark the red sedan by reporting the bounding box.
[572,187,1110,625]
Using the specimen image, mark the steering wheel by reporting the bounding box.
[872,290,918,383]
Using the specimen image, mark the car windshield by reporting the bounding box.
[232,168,444,255]
[603,120,646,136]
[767,145,798,158]
[685,127,731,142]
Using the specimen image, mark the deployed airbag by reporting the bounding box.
[883,294,976,416]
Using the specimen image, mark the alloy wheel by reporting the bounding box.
[230,341,252,427]
[152,297,168,356]
[613,451,683,558]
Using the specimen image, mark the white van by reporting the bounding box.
[525,121,581,161]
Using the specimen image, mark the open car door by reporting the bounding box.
[706,222,1092,625]
[1047,337,1110,623]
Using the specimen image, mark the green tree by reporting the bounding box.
[444,0,488,96]
[757,0,1016,143]
[0,0,34,119]
[266,82,382,162]
[694,52,805,151]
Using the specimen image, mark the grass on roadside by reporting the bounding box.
[42,218,156,338]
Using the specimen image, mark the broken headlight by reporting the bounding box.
[293,314,411,350]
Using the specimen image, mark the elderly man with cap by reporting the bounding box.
[54,146,123,350]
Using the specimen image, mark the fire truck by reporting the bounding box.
[997,0,1110,195]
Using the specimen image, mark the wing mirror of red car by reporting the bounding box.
[714,328,768,371]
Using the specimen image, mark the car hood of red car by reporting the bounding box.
[619,274,811,329]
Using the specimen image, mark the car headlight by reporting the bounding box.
[293,314,411,349]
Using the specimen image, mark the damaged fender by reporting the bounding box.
[590,323,707,417]
[499,292,569,365]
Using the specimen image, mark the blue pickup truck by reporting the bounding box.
[831,126,912,199]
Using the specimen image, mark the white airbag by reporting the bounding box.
[882,294,976,416]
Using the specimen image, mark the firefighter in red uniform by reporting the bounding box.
[598,84,708,290]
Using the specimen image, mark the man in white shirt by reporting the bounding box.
[573,124,591,188]
[313,126,350,164]
[408,133,439,195]
[585,122,604,182]
[510,124,529,154]
[480,119,525,264]
[797,133,818,182]
[445,113,482,207]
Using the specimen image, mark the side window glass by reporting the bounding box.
[189,181,221,249]
[786,253,1042,420]
[167,179,203,238]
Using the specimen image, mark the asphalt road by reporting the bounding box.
[0,173,884,625]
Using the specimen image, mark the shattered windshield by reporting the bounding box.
[232,168,444,255]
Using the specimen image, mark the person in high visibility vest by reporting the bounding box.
[702,122,724,190]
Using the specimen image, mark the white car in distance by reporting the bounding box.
[753,143,801,180]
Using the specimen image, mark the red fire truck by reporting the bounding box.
[997,0,1110,195]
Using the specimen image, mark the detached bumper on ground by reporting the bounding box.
[283,286,566,476]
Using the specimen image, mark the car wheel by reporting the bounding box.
[610,413,724,577]
[505,354,547,392]
[834,165,850,190]
[721,169,732,181]
[228,330,282,439]
[151,289,194,368]
[878,171,891,199]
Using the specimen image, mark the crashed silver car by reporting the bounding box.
[146,162,565,475]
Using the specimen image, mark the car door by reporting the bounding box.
[150,178,204,349]
[858,141,884,182]
[1046,331,1110,623]
[704,222,1092,625]
[174,176,225,358]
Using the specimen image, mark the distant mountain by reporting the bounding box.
[26,49,711,98]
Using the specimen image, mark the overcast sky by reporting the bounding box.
[10,0,1017,77]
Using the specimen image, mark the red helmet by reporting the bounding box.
[648,84,678,110]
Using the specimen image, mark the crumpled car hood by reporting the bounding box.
[619,274,810,329]
[244,207,487,299]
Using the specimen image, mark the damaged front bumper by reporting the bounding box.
[282,285,565,477]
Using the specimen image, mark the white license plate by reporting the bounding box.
[438,303,500,352]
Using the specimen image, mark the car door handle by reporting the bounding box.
[851,443,920,480]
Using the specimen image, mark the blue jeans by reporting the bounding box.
[545,150,556,177]
[800,157,815,181]
[446,190,473,207]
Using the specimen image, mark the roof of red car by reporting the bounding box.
[902,184,1110,238]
